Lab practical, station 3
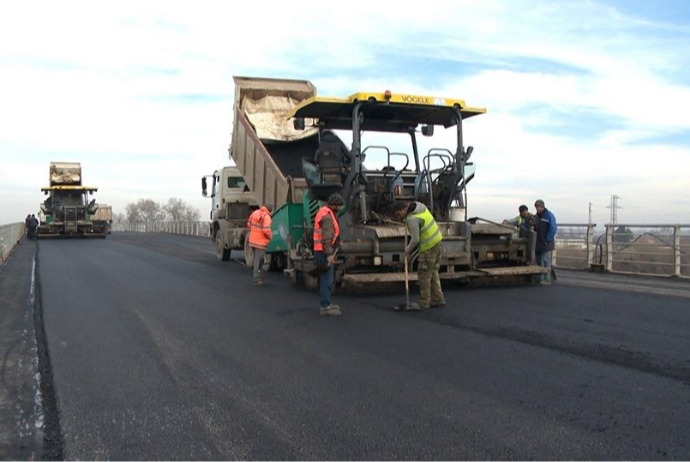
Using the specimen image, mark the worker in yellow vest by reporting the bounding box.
[393,201,446,310]
[313,193,344,317]
[502,204,539,238]
[247,203,273,285]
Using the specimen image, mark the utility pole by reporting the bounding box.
[607,195,622,224]
[588,202,592,226]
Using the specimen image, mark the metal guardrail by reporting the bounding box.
[125,221,690,280]
[125,221,211,237]
[0,223,26,266]
[601,224,690,278]
[555,223,690,279]
[553,223,595,271]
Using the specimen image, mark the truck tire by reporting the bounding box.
[215,232,230,261]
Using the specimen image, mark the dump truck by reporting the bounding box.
[37,162,105,238]
[91,204,113,235]
[201,166,256,260]
[208,77,318,267]
[227,76,545,290]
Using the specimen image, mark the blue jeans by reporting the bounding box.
[536,251,552,282]
[315,252,334,309]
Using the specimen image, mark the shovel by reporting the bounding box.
[395,233,419,311]
[309,249,338,277]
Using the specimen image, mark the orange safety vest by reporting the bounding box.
[313,206,339,252]
[247,206,272,250]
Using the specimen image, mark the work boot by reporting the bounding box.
[404,303,421,311]
[320,305,342,317]
[430,301,446,308]
[253,279,265,286]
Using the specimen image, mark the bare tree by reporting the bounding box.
[113,212,126,231]
[125,203,140,224]
[125,198,199,227]
[184,205,201,222]
[164,197,200,222]
[125,199,165,231]
[138,199,164,222]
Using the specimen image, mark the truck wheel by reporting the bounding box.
[215,232,230,261]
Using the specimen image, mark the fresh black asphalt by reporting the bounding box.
[2,232,689,460]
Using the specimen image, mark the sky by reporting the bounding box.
[2,0,690,227]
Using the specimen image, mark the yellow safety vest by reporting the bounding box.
[409,207,442,252]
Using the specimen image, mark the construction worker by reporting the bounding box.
[313,193,344,317]
[24,214,32,240]
[503,204,539,238]
[28,214,39,240]
[534,199,557,285]
[392,201,446,310]
[247,203,273,285]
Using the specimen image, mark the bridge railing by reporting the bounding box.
[553,224,595,270]
[601,224,690,278]
[0,223,26,266]
[554,223,690,279]
[125,221,211,237]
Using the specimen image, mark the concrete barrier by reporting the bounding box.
[0,223,25,266]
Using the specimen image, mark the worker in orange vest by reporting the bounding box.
[247,203,273,285]
[313,193,344,316]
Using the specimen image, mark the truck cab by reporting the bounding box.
[202,166,256,260]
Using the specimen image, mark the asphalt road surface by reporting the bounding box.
[3,232,690,460]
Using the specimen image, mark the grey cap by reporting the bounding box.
[534,199,545,207]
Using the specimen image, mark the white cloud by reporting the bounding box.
[1,0,690,227]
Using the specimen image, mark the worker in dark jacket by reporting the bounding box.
[30,215,39,240]
[393,201,445,310]
[27,214,39,240]
[534,199,557,284]
[25,214,32,240]
[313,193,344,317]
